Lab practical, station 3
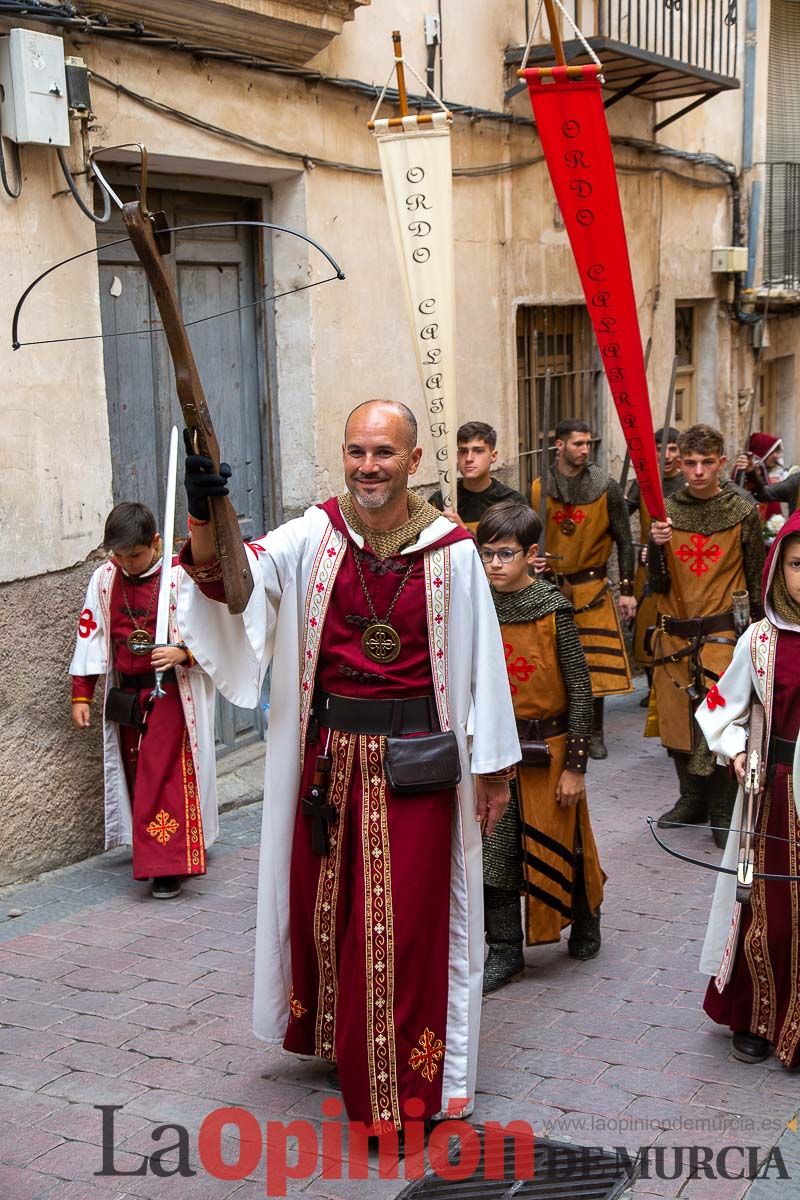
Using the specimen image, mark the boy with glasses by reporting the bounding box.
[476,500,604,993]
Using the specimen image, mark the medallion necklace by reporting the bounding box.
[118,567,160,657]
[352,549,415,664]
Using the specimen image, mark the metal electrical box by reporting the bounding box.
[711,245,749,274]
[0,29,70,146]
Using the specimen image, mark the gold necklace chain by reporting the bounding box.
[118,568,160,656]
[352,549,415,664]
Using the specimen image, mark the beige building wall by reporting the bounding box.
[1,0,796,882]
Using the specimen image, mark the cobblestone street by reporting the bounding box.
[1,684,797,1200]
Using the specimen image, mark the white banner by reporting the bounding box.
[372,112,458,511]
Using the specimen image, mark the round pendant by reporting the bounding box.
[560,517,577,537]
[362,622,401,664]
[127,628,152,656]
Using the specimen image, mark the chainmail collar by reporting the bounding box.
[770,567,800,628]
[337,489,440,559]
[492,578,573,624]
[546,461,609,505]
[666,481,755,534]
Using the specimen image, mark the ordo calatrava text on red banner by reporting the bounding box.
[521,64,666,521]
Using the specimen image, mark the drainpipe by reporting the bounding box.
[743,0,760,288]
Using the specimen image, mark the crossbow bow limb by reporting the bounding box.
[13,144,346,616]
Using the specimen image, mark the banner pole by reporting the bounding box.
[543,0,567,65]
[392,30,410,116]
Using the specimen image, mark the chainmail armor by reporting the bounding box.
[483,779,524,888]
[648,483,765,612]
[337,490,441,559]
[547,465,635,584]
[491,580,593,769]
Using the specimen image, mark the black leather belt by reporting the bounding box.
[516,713,569,741]
[772,737,796,767]
[313,690,439,736]
[658,611,735,638]
[549,564,607,587]
[119,670,176,689]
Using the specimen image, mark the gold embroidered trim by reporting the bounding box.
[361,735,399,1126]
[745,787,776,1042]
[313,731,356,1060]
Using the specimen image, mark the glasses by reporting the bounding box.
[478,548,526,564]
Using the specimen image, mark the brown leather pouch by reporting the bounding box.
[384,730,461,794]
[518,740,551,768]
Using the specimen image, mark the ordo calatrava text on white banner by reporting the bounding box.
[373,113,458,511]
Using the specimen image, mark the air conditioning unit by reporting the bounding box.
[711,246,749,274]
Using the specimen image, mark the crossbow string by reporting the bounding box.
[12,219,345,349]
[647,818,800,883]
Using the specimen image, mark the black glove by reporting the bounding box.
[183,428,232,520]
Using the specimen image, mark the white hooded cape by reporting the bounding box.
[69,559,219,851]
[176,503,520,1117]
[695,545,800,985]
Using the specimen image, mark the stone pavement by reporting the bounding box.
[0,684,797,1200]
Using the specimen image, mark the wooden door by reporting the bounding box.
[97,186,272,754]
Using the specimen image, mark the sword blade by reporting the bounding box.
[154,425,179,648]
[658,354,679,484]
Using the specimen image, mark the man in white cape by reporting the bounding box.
[177,401,519,1129]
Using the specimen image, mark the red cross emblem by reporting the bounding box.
[675,533,722,577]
[555,504,586,526]
[78,608,97,639]
[246,541,268,556]
[504,642,537,695]
[705,684,726,711]
[409,1027,445,1082]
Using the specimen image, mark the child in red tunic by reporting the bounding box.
[70,502,216,898]
[696,509,800,1066]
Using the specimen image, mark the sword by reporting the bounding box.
[658,354,679,485]
[737,702,766,905]
[620,336,652,492]
[151,425,179,702]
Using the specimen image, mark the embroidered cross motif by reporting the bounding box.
[504,642,537,695]
[556,506,587,525]
[146,810,179,844]
[705,684,726,711]
[289,987,307,1019]
[78,608,97,639]
[409,1027,445,1082]
[675,533,722,577]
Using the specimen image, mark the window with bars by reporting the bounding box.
[516,304,602,494]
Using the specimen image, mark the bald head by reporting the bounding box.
[345,400,418,452]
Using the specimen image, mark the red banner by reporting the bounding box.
[522,65,665,520]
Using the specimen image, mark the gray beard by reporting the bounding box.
[347,480,397,510]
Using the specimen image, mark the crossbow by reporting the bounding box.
[13,144,345,615]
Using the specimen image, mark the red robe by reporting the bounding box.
[72,564,205,881]
[184,501,471,1129]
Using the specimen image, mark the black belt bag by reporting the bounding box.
[105,687,146,730]
[383,729,462,795]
